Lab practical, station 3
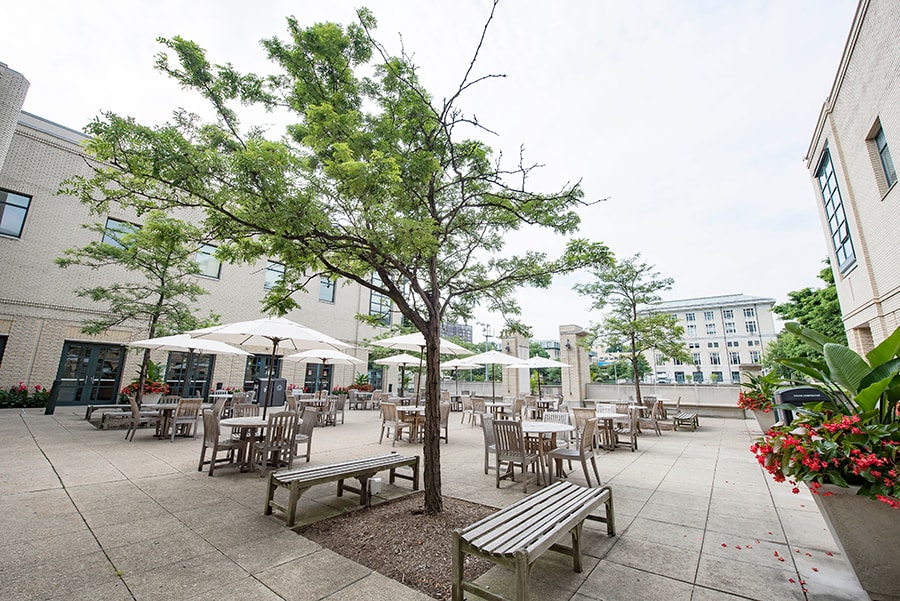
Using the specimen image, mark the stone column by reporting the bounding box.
[559,325,590,405]
[500,333,529,396]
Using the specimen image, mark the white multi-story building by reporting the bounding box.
[805,0,900,353]
[0,62,392,406]
[646,294,777,384]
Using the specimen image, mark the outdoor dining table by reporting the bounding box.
[396,405,426,442]
[595,411,631,450]
[484,401,513,418]
[521,420,575,484]
[220,415,269,471]
[141,402,212,439]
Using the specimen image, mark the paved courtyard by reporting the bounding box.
[0,405,869,601]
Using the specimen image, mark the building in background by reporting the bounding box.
[0,61,388,406]
[533,339,561,360]
[646,294,777,384]
[441,322,473,344]
[805,0,900,354]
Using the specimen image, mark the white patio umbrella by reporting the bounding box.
[127,333,251,397]
[375,353,427,397]
[188,317,351,417]
[284,348,364,394]
[464,349,523,400]
[507,356,572,399]
[441,358,483,395]
[373,332,470,402]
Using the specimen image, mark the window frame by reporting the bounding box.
[0,188,32,238]
[318,276,336,303]
[816,148,856,273]
[264,260,285,290]
[369,274,392,326]
[195,243,222,279]
[101,217,140,248]
[874,125,897,189]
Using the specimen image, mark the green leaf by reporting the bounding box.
[823,342,871,393]
[855,374,896,413]
[785,321,835,354]
[866,326,900,367]
[826,470,849,487]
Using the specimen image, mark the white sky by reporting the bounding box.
[1,1,858,343]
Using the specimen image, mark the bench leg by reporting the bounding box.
[286,483,306,527]
[515,552,531,601]
[264,473,278,516]
[571,522,584,573]
[451,532,465,601]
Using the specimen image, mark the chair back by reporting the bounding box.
[245,390,256,403]
[461,395,473,412]
[493,419,526,456]
[381,402,398,423]
[481,414,495,447]
[472,397,487,414]
[212,396,227,417]
[596,403,616,414]
[159,395,180,405]
[286,394,298,412]
[440,390,450,402]
[202,409,219,447]
[175,398,203,418]
[511,397,525,419]
[579,418,597,452]
[542,410,571,425]
[263,410,297,450]
[233,403,260,417]
[439,402,451,427]
[572,407,595,431]
[231,391,247,404]
[298,407,318,437]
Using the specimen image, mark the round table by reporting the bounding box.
[221,416,269,471]
[396,406,426,442]
[521,421,575,484]
[484,401,513,418]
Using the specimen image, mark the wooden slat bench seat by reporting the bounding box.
[84,404,128,421]
[452,480,615,601]
[673,410,699,431]
[264,453,420,527]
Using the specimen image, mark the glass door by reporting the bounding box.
[55,342,126,405]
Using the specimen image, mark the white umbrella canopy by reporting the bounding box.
[373,333,469,401]
[441,359,483,394]
[375,353,427,397]
[464,350,523,399]
[508,356,572,399]
[188,317,351,416]
[128,334,252,397]
[285,348,364,394]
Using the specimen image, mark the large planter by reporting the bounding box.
[752,408,777,431]
[140,392,162,405]
[812,484,900,600]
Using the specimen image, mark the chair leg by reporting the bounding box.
[590,456,602,486]
[198,445,207,472]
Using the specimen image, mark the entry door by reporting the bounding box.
[55,342,126,405]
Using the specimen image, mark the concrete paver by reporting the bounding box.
[0,406,869,600]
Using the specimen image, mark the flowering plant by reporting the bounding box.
[331,386,350,396]
[0,383,50,408]
[121,380,169,395]
[737,370,782,412]
[751,323,900,507]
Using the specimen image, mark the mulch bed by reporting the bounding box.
[301,492,497,600]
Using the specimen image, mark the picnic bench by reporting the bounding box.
[264,453,420,527]
[452,480,615,601]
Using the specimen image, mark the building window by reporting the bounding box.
[686,325,697,337]
[0,335,6,366]
[722,309,733,319]
[745,320,757,334]
[874,126,897,188]
[706,323,717,335]
[692,352,701,365]
[703,311,714,321]
[655,354,665,365]
[318,277,336,302]
[816,148,856,272]
[688,343,700,349]
[725,321,736,334]
[729,351,741,365]
[711,371,723,383]
[707,342,719,348]
[673,358,683,366]
[750,351,761,363]
[685,312,696,322]
[674,371,685,383]
[195,244,221,279]
[727,340,739,348]
[101,217,139,248]
[710,352,721,365]
[731,371,741,384]
[743,307,755,318]
[369,274,391,326]
[0,189,32,238]
[264,261,284,290]
[747,340,758,347]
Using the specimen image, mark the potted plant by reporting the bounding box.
[750,322,900,600]
[737,370,782,431]
[120,360,169,404]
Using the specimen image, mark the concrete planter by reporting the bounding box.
[140,392,162,405]
[752,408,777,431]
[812,483,900,601]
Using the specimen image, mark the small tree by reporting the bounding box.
[55,210,218,402]
[63,6,610,513]
[575,254,689,403]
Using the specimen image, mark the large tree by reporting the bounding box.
[575,254,688,403]
[55,210,219,402]
[63,5,609,513]
[764,261,847,378]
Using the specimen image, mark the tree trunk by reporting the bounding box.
[422,315,443,515]
[630,336,642,404]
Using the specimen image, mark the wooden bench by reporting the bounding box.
[452,480,615,601]
[84,404,128,421]
[673,410,699,431]
[264,453,420,527]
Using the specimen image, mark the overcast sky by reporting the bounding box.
[1,1,858,343]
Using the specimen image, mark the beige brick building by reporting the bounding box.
[805,0,900,353]
[0,62,392,406]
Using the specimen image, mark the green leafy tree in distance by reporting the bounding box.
[55,210,219,402]
[61,5,610,513]
[575,254,689,403]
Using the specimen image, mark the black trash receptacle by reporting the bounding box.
[255,377,287,407]
[776,387,830,426]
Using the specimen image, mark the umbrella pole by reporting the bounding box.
[415,353,424,405]
[184,349,194,397]
[263,339,279,420]
[400,365,406,396]
[491,364,496,401]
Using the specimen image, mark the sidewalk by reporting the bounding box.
[0,406,868,600]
